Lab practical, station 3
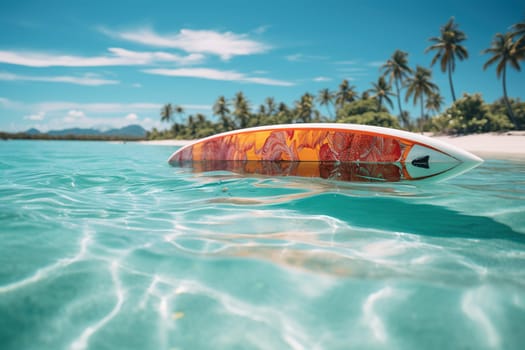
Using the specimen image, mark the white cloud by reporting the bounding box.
[368,61,384,67]
[337,67,367,73]
[3,98,211,115]
[108,48,204,65]
[253,25,271,34]
[335,60,358,65]
[67,110,85,118]
[0,48,203,67]
[286,54,303,62]
[125,113,138,121]
[25,101,210,115]
[285,53,329,62]
[103,27,270,60]
[32,110,143,131]
[0,71,119,86]
[64,109,86,123]
[0,97,25,109]
[143,68,294,86]
[24,112,45,121]
[2,98,212,132]
[35,102,162,114]
[246,77,295,86]
[313,76,332,82]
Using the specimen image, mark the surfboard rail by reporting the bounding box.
[168,124,483,182]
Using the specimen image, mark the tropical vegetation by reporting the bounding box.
[425,17,468,103]
[149,18,524,140]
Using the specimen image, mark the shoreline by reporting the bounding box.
[139,132,525,160]
[138,139,192,146]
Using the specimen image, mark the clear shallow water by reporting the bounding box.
[1,140,524,350]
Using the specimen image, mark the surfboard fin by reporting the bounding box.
[411,155,430,169]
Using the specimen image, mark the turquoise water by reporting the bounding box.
[1,140,524,350]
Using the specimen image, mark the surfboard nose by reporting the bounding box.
[404,144,483,181]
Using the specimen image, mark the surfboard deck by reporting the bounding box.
[168,124,483,182]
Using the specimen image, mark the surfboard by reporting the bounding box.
[168,123,483,182]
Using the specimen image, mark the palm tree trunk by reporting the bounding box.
[395,78,407,127]
[420,95,424,119]
[502,65,518,129]
[325,104,334,120]
[448,60,457,102]
[420,94,425,132]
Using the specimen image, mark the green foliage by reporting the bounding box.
[336,99,400,128]
[405,66,439,119]
[338,111,400,128]
[431,93,514,134]
[367,76,395,112]
[152,17,525,143]
[8,20,525,141]
[490,98,525,129]
[426,17,468,102]
[1,132,145,141]
[382,50,413,128]
[483,30,524,128]
[335,80,358,108]
[336,98,379,117]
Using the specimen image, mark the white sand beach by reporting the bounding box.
[140,132,525,160]
[139,139,193,146]
[432,132,525,159]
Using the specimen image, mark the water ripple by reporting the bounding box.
[1,142,524,349]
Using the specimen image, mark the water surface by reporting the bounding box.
[1,140,524,350]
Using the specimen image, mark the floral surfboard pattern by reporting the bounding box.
[168,124,482,182]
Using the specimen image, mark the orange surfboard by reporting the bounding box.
[168,124,482,182]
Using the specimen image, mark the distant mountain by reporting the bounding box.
[47,128,102,136]
[102,125,147,137]
[26,125,147,138]
[25,128,41,135]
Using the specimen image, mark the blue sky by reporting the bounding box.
[0,0,523,132]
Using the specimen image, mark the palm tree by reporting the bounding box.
[483,32,523,128]
[232,92,250,129]
[187,115,196,137]
[426,17,468,102]
[276,102,291,124]
[265,97,276,116]
[425,92,445,116]
[174,105,185,123]
[335,80,358,109]
[511,21,525,49]
[317,88,335,119]
[381,50,413,127]
[160,103,173,123]
[367,76,395,112]
[405,66,439,121]
[213,96,233,131]
[295,93,315,123]
[213,96,230,118]
[196,113,207,126]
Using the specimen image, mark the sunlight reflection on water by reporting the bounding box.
[0,141,524,349]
